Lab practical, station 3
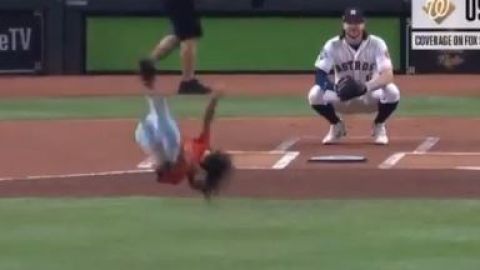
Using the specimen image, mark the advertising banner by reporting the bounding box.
[409,0,480,73]
[0,11,43,73]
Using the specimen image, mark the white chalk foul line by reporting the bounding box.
[413,137,440,154]
[137,150,299,170]
[301,135,428,141]
[274,137,301,151]
[378,152,406,169]
[379,136,440,169]
[456,166,480,171]
[137,156,155,169]
[230,150,287,155]
[410,152,480,156]
[272,151,300,170]
[0,150,300,182]
[0,169,154,182]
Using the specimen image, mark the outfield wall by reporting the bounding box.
[86,17,402,73]
[1,0,411,74]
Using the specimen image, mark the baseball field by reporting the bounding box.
[0,74,479,269]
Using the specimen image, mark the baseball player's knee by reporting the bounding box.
[373,84,400,104]
[382,83,401,104]
[308,85,339,106]
[181,39,198,49]
[308,85,327,105]
[323,90,340,103]
[163,34,179,43]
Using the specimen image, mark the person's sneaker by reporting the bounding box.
[178,79,212,95]
[373,123,389,145]
[139,58,156,88]
[322,121,347,145]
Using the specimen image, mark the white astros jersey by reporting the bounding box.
[315,34,393,85]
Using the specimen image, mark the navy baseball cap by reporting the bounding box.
[343,7,365,24]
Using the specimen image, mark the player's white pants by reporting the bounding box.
[135,96,181,164]
[307,83,401,114]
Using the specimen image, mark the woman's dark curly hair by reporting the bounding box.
[200,150,233,197]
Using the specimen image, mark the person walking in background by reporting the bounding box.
[139,0,210,94]
[139,0,266,94]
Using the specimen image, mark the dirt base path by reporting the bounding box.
[1,169,479,199]
[0,75,479,97]
[0,117,479,198]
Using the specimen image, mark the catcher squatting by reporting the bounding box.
[308,7,401,145]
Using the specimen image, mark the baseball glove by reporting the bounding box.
[335,76,367,101]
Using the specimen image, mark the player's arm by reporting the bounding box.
[365,67,393,92]
[314,41,335,91]
[315,69,335,91]
[365,40,394,91]
[200,92,221,137]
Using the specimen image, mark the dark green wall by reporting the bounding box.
[0,0,409,74]
[87,17,402,72]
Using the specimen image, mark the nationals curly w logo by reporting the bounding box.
[422,0,456,24]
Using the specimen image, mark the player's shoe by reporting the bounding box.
[139,58,156,88]
[322,121,347,145]
[373,123,389,145]
[178,79,212,95]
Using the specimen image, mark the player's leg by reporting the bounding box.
[308,85,346,144]
[179,39,197,82]
[177,41,211,95]
[135,95,181,166]
[370,83,401,145]
[308,85,341,123]
[151,35,180,61]
[140,0,210,94]
[166,0,210,94]
[148,95,182,163]
[138,0,184,87]
[139,36,179,88]
[139,2,182,88]
[135,117,168,165]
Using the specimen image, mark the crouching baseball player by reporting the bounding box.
[308,7,400,145]
[135,73,232,198]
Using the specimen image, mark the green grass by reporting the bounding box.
[400,96,480,117]
[0,198,480,270]
[0,96,479,120]
[87,17,401,71]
